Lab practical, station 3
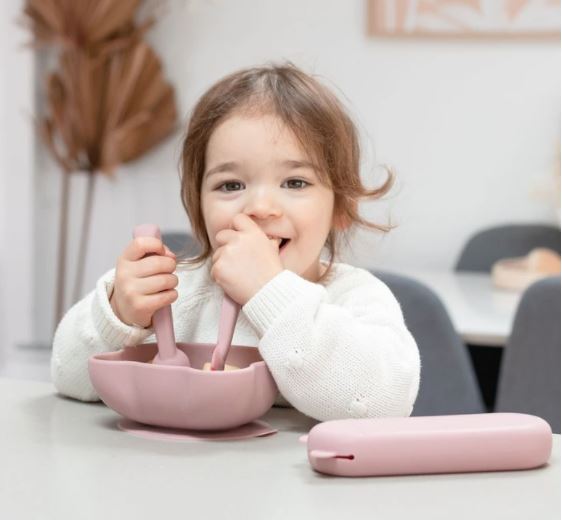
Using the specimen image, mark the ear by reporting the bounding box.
[332,210,353,231]
[332,200,356,231]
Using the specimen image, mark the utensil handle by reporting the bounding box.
[133,224,177,360]
[210,295,241,370]
[217,295,240,348]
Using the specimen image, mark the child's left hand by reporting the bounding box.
[211,214,284,305]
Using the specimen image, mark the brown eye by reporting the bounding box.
[284,179,310,189]
[218,181,243,192]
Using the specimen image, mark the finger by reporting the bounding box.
[133,255,177,278]
[163,246,176,260]
[212,246,222,264]
[142,290,179,315]
[215,228,238,246]
[135,274,179,296]
[123,237,167,261]
[231,213,255,232]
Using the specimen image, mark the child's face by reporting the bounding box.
[201,113,335,282]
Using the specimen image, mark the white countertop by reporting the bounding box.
[388,269,523,346]
[1,378,559,520]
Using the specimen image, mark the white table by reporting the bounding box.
[389,269,522,347]
[1,378,560,520]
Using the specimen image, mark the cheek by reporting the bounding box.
[305,196,334,237]
[201,196,218,247]
[291,209,333,251]
[201,197,234,249]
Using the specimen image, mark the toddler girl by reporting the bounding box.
[52,63,420,421]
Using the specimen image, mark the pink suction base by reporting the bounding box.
[118,418,278,442]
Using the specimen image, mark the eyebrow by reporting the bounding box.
[203,159,318,179]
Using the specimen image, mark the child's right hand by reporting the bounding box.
[109,237,178,328]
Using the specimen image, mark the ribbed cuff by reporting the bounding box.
[242,270,324,338]
[91,269,153,348]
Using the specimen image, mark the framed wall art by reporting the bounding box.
[367,0,561,39]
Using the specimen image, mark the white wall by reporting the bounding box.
[0,0,34,353]
[28,0,561,344]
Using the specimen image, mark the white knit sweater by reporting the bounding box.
[51,258,420,421]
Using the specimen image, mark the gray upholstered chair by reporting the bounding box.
[495,276,561,433]
[161,231,201,257]
[455,224,560,273]
[455,223,561,410]
[373,271,485,416]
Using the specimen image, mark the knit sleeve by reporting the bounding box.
[50,268,153,401]
[241,268,420,422]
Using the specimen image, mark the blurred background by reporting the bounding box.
[0,0,560,427]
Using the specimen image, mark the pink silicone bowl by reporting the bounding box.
[88,342,278,431]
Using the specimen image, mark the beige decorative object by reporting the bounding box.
[367,0,560,39]
[492,248,561,291]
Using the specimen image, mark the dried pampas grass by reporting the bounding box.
[22,0,177,330]
[40,40,177,175]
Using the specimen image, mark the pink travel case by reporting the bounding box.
[301,413,552,477]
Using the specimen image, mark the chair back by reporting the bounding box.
[455,224,560,272]
[495,276,561,433]
[373,271,485,416]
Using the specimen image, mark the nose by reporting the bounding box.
[242,188,283,220]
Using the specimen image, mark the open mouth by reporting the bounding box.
[267,236,290,251]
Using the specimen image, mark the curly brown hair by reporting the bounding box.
[178,62,395,283]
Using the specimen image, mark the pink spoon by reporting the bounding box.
[210,295,241,371]
[133,224,191,367]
